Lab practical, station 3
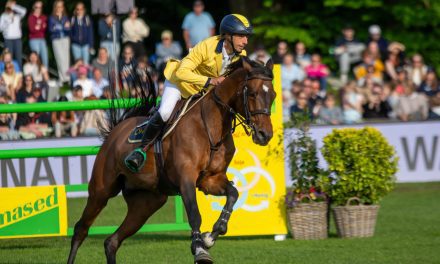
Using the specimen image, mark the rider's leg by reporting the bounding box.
[125,81,181,172]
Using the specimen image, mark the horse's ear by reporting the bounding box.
[242,56,253,72]
[266,58,274,71]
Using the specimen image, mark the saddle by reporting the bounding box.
[127,92,205,143]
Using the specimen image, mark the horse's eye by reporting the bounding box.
[248,92,257,98]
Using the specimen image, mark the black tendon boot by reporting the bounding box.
[125,111,165,172]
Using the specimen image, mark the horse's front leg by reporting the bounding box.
[199,177,239,249]
[180,180,213,264]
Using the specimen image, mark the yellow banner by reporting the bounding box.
[197,64,287,236]
[0,185,68,239]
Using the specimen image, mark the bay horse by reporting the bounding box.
[67,56,276,264]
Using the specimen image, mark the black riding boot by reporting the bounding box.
[125,111,165,172]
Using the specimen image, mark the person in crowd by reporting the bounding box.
[395,82,428,121]
[341,80,364,123]
[334,24,365,84]
[290,91,312,120]
[92,47,111,79]
[91,68,109,98]
[120,45,136,91]
[122,7,149,59]
[49,0,71,84]
[100,86,111,100]
[70,2,94,65]
[182,0,215,50]
[0,1,26,68]
[406,54,428,87]
[294,41,311,69]
[79,95,106,136]
[15,95,51,139]
[354,51,384,86]
[382,82,400,119]
[362,83,391,119]
[282,89,293,123]
[304,53,330,91]
[393,66,409,95]
[418,69,440,119]
[318,94,343,125]
[288,80,302,107]
[31,85,45,102]
[419,68,439,97]
[155,30,183,73]
[309,79,325,118]
[98,13,120,61]
[0,76,8,98]
[384,53,399,82]
[428,91,440,119]
[73,66,93,98]
[366,25,388,60]
[366,41,382,62]
[0,50,21,74]
[28,1,48,68]
[281,53,305,91]
[249,44,271,64]
[66,84,84,102]
[272,41,289,64]
[68,58,91,85]
[23,51,49,96]
[0,96,19,140]
[1,62,22,102]
[16,75,34,103]
[51,96,77,138]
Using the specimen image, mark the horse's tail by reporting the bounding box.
[98,64,158,142]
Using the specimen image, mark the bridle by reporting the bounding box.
[212,72,273,136]
[198,69,273,186]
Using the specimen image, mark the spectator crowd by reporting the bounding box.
[0,0,439,141]
[277,24,439,125]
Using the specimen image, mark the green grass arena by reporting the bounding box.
[0,182,438,264]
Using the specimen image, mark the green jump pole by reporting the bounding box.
[0,99,142,113]
[0,146,101,159]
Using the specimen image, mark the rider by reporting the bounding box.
[125,14,253,172]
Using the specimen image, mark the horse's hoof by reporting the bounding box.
[194,248,213,264]
[201,232,215,249]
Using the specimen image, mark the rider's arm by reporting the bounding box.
[175,41,211,88]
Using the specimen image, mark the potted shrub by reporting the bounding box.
[284,113,330,240]
[322,127,398,238]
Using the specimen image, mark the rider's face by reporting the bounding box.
[232,34,249,52]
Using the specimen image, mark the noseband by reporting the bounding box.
[213,73,273,136]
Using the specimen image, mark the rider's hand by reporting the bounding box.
[210,76,225,86]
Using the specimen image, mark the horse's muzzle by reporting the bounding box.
[252,129,272,146]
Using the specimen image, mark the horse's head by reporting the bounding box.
[235,57,276,146]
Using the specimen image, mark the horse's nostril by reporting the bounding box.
[258,130,266,140]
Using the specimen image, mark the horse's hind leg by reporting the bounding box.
[104,189,167,264]
[67,173,121,264]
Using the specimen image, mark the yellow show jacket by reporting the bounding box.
[164,35,246,98]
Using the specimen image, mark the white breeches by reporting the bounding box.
[158,80,181,121]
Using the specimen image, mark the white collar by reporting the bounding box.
[222,43,234,61]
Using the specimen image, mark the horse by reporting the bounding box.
[67,56,276,264]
